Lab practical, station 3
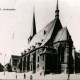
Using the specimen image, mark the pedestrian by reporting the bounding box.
[68,74,70,80]
[30,75,33,80]
[16,74,17,79]
[24,73,26,79]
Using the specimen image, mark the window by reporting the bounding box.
[43,67,44,70]
[14,68,16,70]
[41,39,43,42]
[43,55,44,61]
[31,65,32,71]
[38,50,39,53]
[37,56,39,62]
[37,64,39,68]
[61,47,64,62]
[44,30,46,35]
[38,43,41,46]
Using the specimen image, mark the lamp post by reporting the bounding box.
[4,54,6,75]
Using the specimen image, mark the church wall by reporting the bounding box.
[27,54,30,72]
[53,41,74,74]
[72,47,75,73]
[23,56,27,72]
[45,54,57,74]
[32,52,36,73]
[17,41,75,74]
[39,54,45,75]
[30,53,33,71]
[61,44,69,74]
[36,50,40,72]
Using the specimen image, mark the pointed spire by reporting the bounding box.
[28,8,36,43]
[55,0,59,18]
[31,7,36,37]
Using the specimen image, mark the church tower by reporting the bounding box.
[28,9,36,44]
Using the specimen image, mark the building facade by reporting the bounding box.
[17,0,75,75]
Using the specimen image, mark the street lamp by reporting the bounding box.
[4,54,6,75]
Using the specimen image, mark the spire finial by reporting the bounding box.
[56,0,59,10]
[55,0,59,18]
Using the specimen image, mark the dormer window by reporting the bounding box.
[28,48,30,51]
[35,42,37,45]
[24,50,26,54]
[28,35,32,44]
[38,42,41,46]
[32,46,35,49]
[21,53,23,56]
[41,39,43,42]
[44,30,46,35]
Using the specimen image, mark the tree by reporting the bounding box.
[0,63,4,72]
[7,63,12,72]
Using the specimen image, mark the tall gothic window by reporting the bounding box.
[37,64,39,68]
[43,55,44,61]
[61,47,64,62]
[37,56,39,62]
[58,44,65,62]
[31,65,32,71]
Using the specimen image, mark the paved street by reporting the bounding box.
[0,72,80,80]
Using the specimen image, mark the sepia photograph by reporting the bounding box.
[0,0,80,80]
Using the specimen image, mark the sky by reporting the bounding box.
[0,0,80,65]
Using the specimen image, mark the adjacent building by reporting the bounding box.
[10,55,20,72]
[75,51,80,73]
[17,0,75,75]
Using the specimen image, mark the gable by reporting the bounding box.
[53,27,72,43]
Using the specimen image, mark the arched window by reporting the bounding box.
[43,55,44,61]
[37,64,39,68]
[58,44,65,62]
[61,47,64,62]
[37,56,39,62]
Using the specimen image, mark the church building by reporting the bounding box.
[17,0,75,75]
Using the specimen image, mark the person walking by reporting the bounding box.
[16,74,17,79]
[30,75,33,80]
[24,73,26,79]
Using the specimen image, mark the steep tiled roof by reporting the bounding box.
[53,27,72,43]
[28,18,59,49]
